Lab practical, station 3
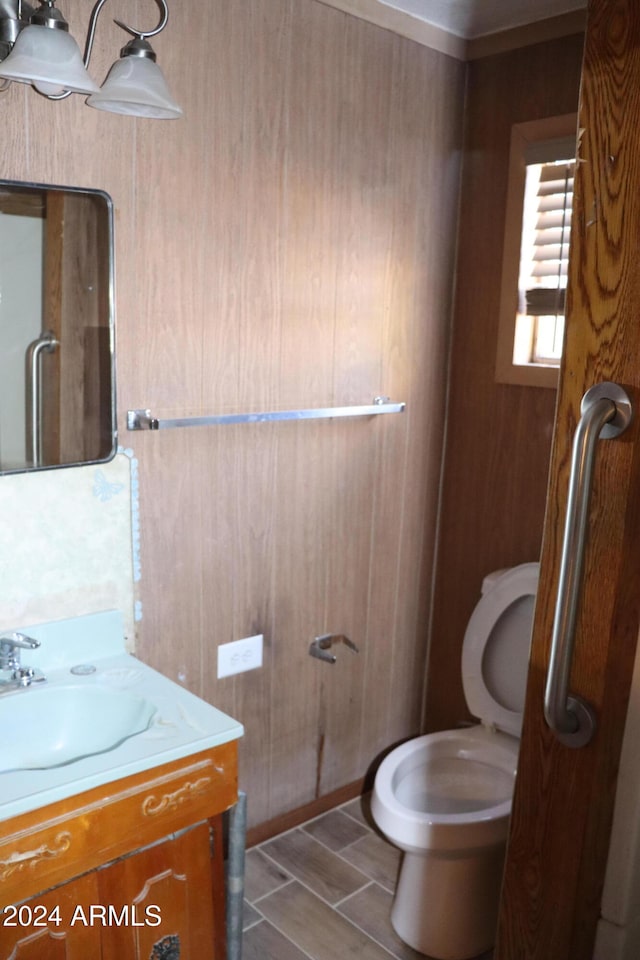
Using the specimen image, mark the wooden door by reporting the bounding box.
[40,190,64,467]
[40,190,112,467]
[495,1,640,957]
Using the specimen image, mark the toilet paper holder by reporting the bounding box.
[309,633,359,664]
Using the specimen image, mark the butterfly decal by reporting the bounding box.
[93,469,125,502]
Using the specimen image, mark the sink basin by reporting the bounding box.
[0,610,244,823]
[0,685,156,773]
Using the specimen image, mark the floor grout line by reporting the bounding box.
[243,795,428,960]
[249,873,295,907]
[257,827,376,889]
[241,911,263,933]
[247,915,318,960]
[332,879,375,909]
[252,881,400,960]
[334,902,408,960]
[330,838,400,893]
[252,856,371,914]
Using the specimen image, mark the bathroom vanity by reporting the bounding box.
[0,744,236,958]
[0,611,243,959]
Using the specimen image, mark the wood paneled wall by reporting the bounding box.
[2,0,464,827]
[425,34,585,732]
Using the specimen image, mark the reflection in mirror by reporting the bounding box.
[0,180,115,474]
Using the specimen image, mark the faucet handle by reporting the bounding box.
[0,633,45,689]
[0,632,40,651]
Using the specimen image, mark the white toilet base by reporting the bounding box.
[391,843,506,959]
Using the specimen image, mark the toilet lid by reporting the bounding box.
[461,563,539,737]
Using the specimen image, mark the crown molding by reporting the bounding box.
[313,0,466,59]
[313,0,586,61]
[466,10,586,60]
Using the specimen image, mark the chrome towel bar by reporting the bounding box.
[127,397,405,431]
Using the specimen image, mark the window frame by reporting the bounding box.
[495,113,578,389]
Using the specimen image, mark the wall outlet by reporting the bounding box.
[217,634,263,678]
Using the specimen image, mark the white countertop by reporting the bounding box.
[0,611,243,822]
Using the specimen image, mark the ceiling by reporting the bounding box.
[377,0,587,40]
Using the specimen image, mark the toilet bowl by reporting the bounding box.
[371,562,539,960]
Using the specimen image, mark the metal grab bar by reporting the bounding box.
[127,397,405,431]
[25,331,59,467]
[544,382,633,748]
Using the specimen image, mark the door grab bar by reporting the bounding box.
[25,331,59,468]
[544,381,633,748]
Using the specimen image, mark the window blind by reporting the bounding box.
[525,160,575,317]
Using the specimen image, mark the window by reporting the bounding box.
[495,114,577,388]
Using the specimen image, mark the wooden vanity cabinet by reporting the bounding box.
[0,741,237,960]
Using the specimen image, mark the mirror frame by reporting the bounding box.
[0,178,117,476]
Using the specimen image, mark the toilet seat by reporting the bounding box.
[372,726,519,854]
[461,562,539,737]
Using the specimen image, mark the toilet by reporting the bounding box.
[371,562,539,960]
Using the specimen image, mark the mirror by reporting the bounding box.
[0,179,115,474]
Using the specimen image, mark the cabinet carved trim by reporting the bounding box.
[0,741,238,906]
[0,831,72,881]
[134,867,187,903]
[142,777,212,817]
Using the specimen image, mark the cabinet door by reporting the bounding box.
[0,872,99,959]
[98,822,218,960]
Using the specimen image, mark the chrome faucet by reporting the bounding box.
[0,632,46,692]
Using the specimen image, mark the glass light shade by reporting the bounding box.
[87,55,182,119]
[0,25,100,94]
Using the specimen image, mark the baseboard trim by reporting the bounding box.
[246,778,366,848]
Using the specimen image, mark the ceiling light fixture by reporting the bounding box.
[0,0,182,118]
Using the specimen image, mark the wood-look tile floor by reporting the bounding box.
[242,796,494,960]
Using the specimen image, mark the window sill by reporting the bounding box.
[495,359,559,389]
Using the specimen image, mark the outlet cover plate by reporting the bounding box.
[217,634,263,679]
